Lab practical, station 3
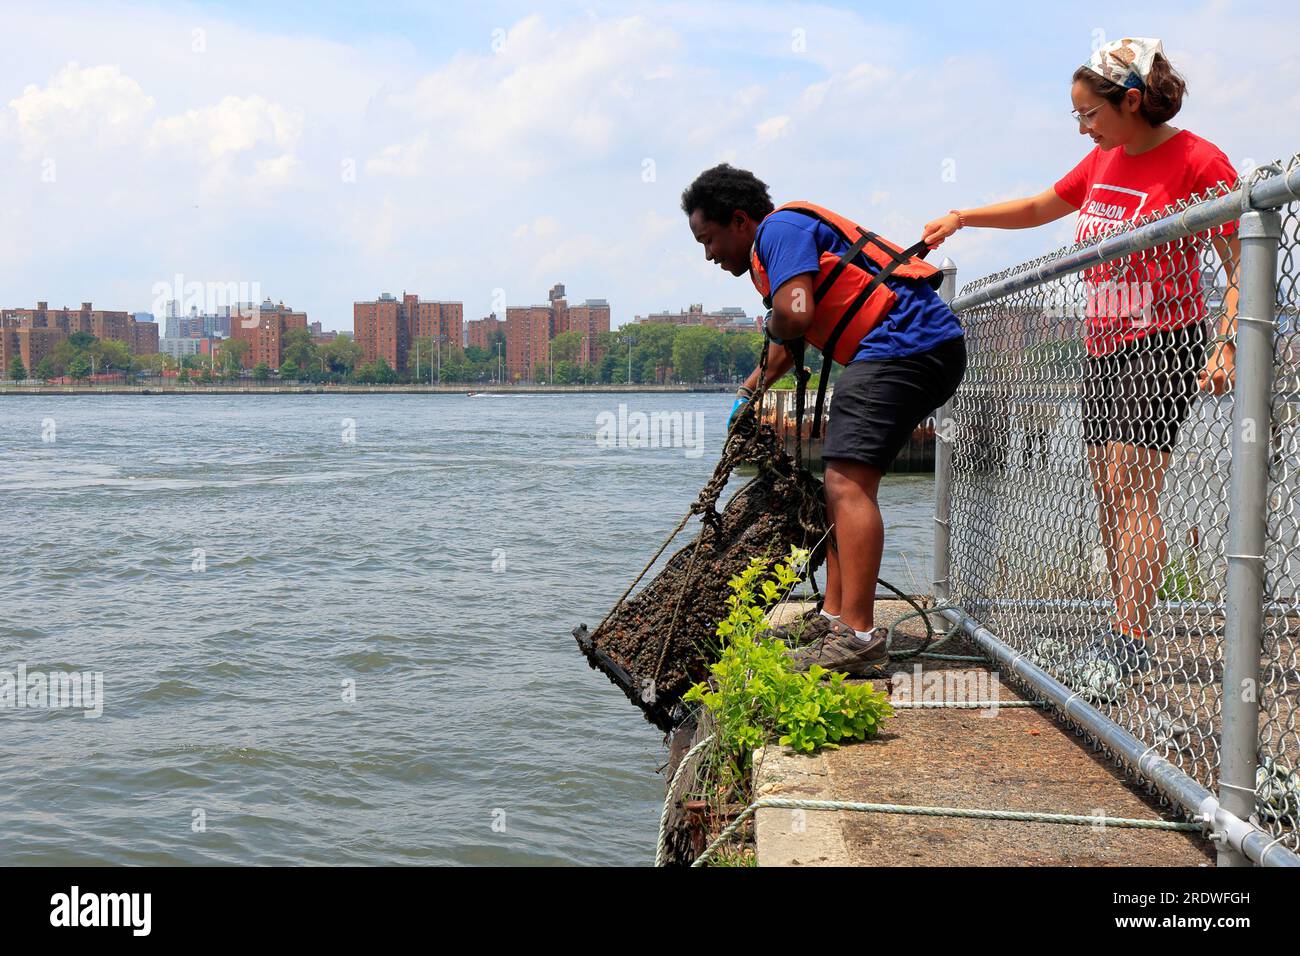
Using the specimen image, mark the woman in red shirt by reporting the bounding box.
[922,38,1241,684]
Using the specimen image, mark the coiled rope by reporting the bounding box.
[690,796,1203,867]
[655,733,716,867]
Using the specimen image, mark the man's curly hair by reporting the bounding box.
[680,164,774,225]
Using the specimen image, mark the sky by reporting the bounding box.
[1,0,1297,332]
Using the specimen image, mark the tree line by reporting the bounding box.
[5,325,825,386]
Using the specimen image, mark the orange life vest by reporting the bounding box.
[749,202,941,440]
[749,201,941,365]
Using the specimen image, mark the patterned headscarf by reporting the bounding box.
[1085,37,1165,90]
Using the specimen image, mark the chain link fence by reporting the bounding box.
[937,154,1300,865]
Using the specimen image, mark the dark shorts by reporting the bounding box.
[822,336,967,470]
[1081,323,1206,453]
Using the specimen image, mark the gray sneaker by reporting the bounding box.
[1068,632,1152,679]
[787,620,889,677]
[764,608,837,648]
[1063,632,1152,702]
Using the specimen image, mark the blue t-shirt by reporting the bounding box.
[755,210,964,361]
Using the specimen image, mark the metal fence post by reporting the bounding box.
[933,257,958,604]
[1219,207,1282,866]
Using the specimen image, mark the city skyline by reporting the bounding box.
[4,279,764,349]
[1,277,760,382]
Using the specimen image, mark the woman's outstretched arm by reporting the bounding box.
[922,188,1077,247]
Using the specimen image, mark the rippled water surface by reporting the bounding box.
[0,394,933,865]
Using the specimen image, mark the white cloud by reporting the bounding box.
[254,153,301,185]
[756,115,790,142]
[365,135,430,177]
[148,94,302,162]
[4,59,305,207]
[530,232,627,284]
[7,61,154,156]
[367,14,685,178]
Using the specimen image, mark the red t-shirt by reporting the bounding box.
[1054,129,1238,356]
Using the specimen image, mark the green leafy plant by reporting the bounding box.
[685,549,894,771]
[708,847,757,867]
[1158,547,1211,601]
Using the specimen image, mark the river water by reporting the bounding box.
[0,393,934,865]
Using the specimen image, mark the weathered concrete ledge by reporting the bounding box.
[754,601,1213,867]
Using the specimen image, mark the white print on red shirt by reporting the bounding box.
[1074,183,1150,243]
[1073,182,1161,328]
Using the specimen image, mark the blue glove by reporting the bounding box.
[728,396,749,431]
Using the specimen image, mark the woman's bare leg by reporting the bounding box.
[1089,442,1122,602]
[1106,441,1173,634]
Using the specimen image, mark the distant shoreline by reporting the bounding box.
[0,383,733,397]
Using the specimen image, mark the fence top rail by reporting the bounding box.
[951,152,1300,314]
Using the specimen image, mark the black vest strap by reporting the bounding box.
[862,232,931,267]
[813,229,872,303]
[788,338,809,466]
[806,238,933,439]
[814,233,931,304]
[769,219,937,442]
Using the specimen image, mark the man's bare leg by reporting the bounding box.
[823,459,885,633]
[821,491,841,616]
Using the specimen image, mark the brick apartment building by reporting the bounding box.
[505,305,555,381]
[634,303,756,332]
[352,293,464,374]
[308,320,339,344]
[0,301,160,374]
[349,284,607,381]
[0,325,64,375]
[198,336,226,357]
[504,283,610,380]
[466,313,504,351]
[229,299,308,369]
[564,299,611,366]
[131,320,160,356]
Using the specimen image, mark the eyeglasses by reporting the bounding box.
[1071,103,1105,129]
